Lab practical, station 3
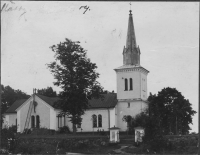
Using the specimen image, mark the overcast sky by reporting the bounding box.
[1,2,199,132]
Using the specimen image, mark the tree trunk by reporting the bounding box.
[73,123,76,134]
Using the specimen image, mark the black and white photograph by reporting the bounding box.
[1,1,199,154]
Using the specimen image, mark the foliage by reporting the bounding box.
[47,38,103,133]
[1,85,30,107]
[123,111,156,137]
[23,128,31,134]
[13,137,109,154]
[31,127,54,135]
[13,139,57,154]
[145,135,169,153]
[148,87,196,135]
[37,87,57,97]
[2,125,17,139]
[1,84,30,125]
[97,129,106,135]
[58,126,71,134]
[122,87,196,152]
[1,125,17,151]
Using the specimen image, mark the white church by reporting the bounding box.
[3,10,149,133]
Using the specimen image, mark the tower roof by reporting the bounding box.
[126,10,137,50]
[123,10,140,66]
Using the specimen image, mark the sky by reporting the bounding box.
[1,2,199,132]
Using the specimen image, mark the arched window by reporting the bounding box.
[31,115,35,128]
[92,114,97,128]
[125,79,128,91]
[36,115,40,128]
[130,78,133,90]
[98,114,102,127]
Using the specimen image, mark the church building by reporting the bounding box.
[3,10,149,133]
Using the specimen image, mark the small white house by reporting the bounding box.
[3,9,149,133]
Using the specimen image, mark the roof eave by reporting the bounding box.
[3,112,17,115]
[114,66,149,73]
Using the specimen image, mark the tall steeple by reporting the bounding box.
[126,10,137,49]
[123,10,140,65]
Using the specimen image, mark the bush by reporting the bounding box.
[12,137,109,154]
[58,126,71,134]
[23,128,31,134]
[1,125,18,150]
[13,139,57,154]
[31,127,52,135]
[146,135,170,153]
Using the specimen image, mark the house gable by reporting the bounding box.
[16,95,55,112]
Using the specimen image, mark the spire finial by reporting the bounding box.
[129,2,132,15]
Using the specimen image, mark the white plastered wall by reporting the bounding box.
[17,96,52,132]
[109,108,116,128]
[75,108,111,132]
[116,70,141,100]
[117,100,148,131]
[17,110,21,132]
[140,72,148,100]
[50,108,57,130]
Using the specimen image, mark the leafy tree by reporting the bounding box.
[37,87,57,97]
[1,85,30,125]
[47,38,103,133]
[148,87,196,135]
[1,85,30,107]
[123,87,196,138]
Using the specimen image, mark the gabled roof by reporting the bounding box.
[5,99,27,114]
[36,94,61,108]
[88,93,117,109]
[37,93,117,109]
[4,93,117,114]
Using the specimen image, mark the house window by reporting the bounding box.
[98,114,102,127]
[36,115,40,128]
[16,119,17,126]
[130,78,133,90]
[92,114,97,127]
[125,78,128,91]
[127,102,130,108]
[31,115,35,128]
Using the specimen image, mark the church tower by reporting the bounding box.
[114,10,149,131]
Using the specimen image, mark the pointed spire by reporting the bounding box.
[123,9,140,65]
[126,10,137,50]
